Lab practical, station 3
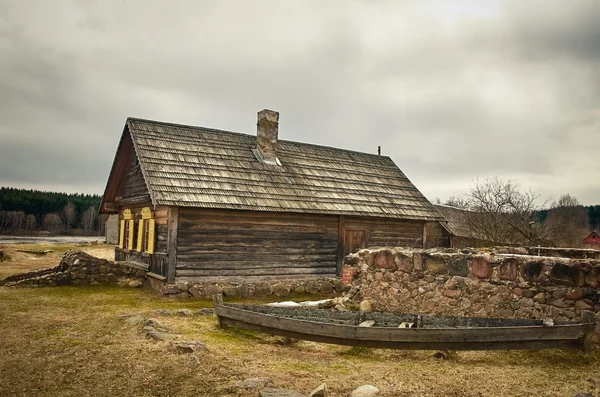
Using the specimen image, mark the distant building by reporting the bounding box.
[105,214,119,245]
[583,231,600,249]
[427,204,496,249]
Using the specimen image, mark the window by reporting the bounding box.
[121,208,155,253]
[136,207,155,254]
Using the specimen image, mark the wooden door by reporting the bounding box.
[344,230,366,256]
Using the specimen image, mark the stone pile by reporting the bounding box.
[0,250,146,287]
[342,247,600,344]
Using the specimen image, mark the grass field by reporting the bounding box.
[0,244,598,396]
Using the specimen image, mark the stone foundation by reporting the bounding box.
[0,250,146,287]
[149,277,346,299]
[343,247,600,344]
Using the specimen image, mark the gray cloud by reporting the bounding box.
[0,0,598,205]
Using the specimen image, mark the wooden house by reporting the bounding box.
[583,231,600,249]
[99,110,442,284]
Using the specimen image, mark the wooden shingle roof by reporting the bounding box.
[104,117,442,221]
[434,204,485,239]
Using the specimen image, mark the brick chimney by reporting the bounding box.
[256,109,280,165]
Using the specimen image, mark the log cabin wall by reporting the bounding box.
[115,154,151,207]
[175,208,339,283]
[344,216,425,250]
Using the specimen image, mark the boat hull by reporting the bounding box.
[214,301,595,351]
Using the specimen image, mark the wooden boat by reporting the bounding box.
[213,295,595,351]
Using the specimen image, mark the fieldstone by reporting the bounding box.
[188,286,202,298]
[236,377,272,389]
[273,284,291,297]
[177,308,194,317]
[308,383,328,397]
[553,287,567,299]
[128,280,143,288]
[498,258,518,280]
[350,385,380,397]
[294,285,306,294]
[197,308,215,315]
[426,259,447,275]
[374,250,396,270]
[259,387,306,397]
[319,282,334,294]
[533,293,546,304]
[153,309,174,316]
[443,289,462,298]
[306,280,321,294]
[359,300,372,312]
[146,330,175,341]
[521,261,544,281]
[574,300,594,310]
[145,318,164,329]
[204,285,221,298]
[565,288,585,300]
[550,299,572,309]
[170,340,207,354]
[447,257,469,277]
[239,282,250,298]
[413,252,424,270]
[223,286,240,297]
[124,315,145,325]
[550,263,586,286]
[162,284,181,295]
[471,257,492,279]
[586,266,600,288]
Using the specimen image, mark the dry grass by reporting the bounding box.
[0,244,599,396]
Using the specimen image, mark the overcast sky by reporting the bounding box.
[0,0,598,205]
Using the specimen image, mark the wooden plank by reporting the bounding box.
[177,230,338,241]
[337,215,345,275]
[177,261,338,270]
[176,246,336,255]
[166,207,179,283]
[176,266,338,277]
[176,274,336,283]
[179,208,339,223]
[176,253,337,262]
[179,237,337,248]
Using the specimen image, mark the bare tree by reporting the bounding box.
[81,206,97,236]
[450,177,549,246]
[444,195,469,209]
[24,214,37,234]
[545,194,589,247]
[62,202,76,235]
[43,213,63,234]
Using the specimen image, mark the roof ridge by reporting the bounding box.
[127,117,391,160]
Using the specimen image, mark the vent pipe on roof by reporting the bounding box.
[255,109,280,166]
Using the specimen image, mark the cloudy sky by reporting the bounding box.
[0,0,598,205]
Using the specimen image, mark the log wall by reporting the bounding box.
[115,154,151,206]
[175,208,340,282]
[345,216,425,249]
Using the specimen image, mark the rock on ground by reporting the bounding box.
[236,377,272,389]
[259,387,306,397]
[308,383,328,397]
[350,385,380,397]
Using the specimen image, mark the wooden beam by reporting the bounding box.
[422,222,428,249]
[166,207,179,283]
[337,215,345,275]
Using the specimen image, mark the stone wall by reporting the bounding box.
[342,247,600,343]
[0,250,146,287]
